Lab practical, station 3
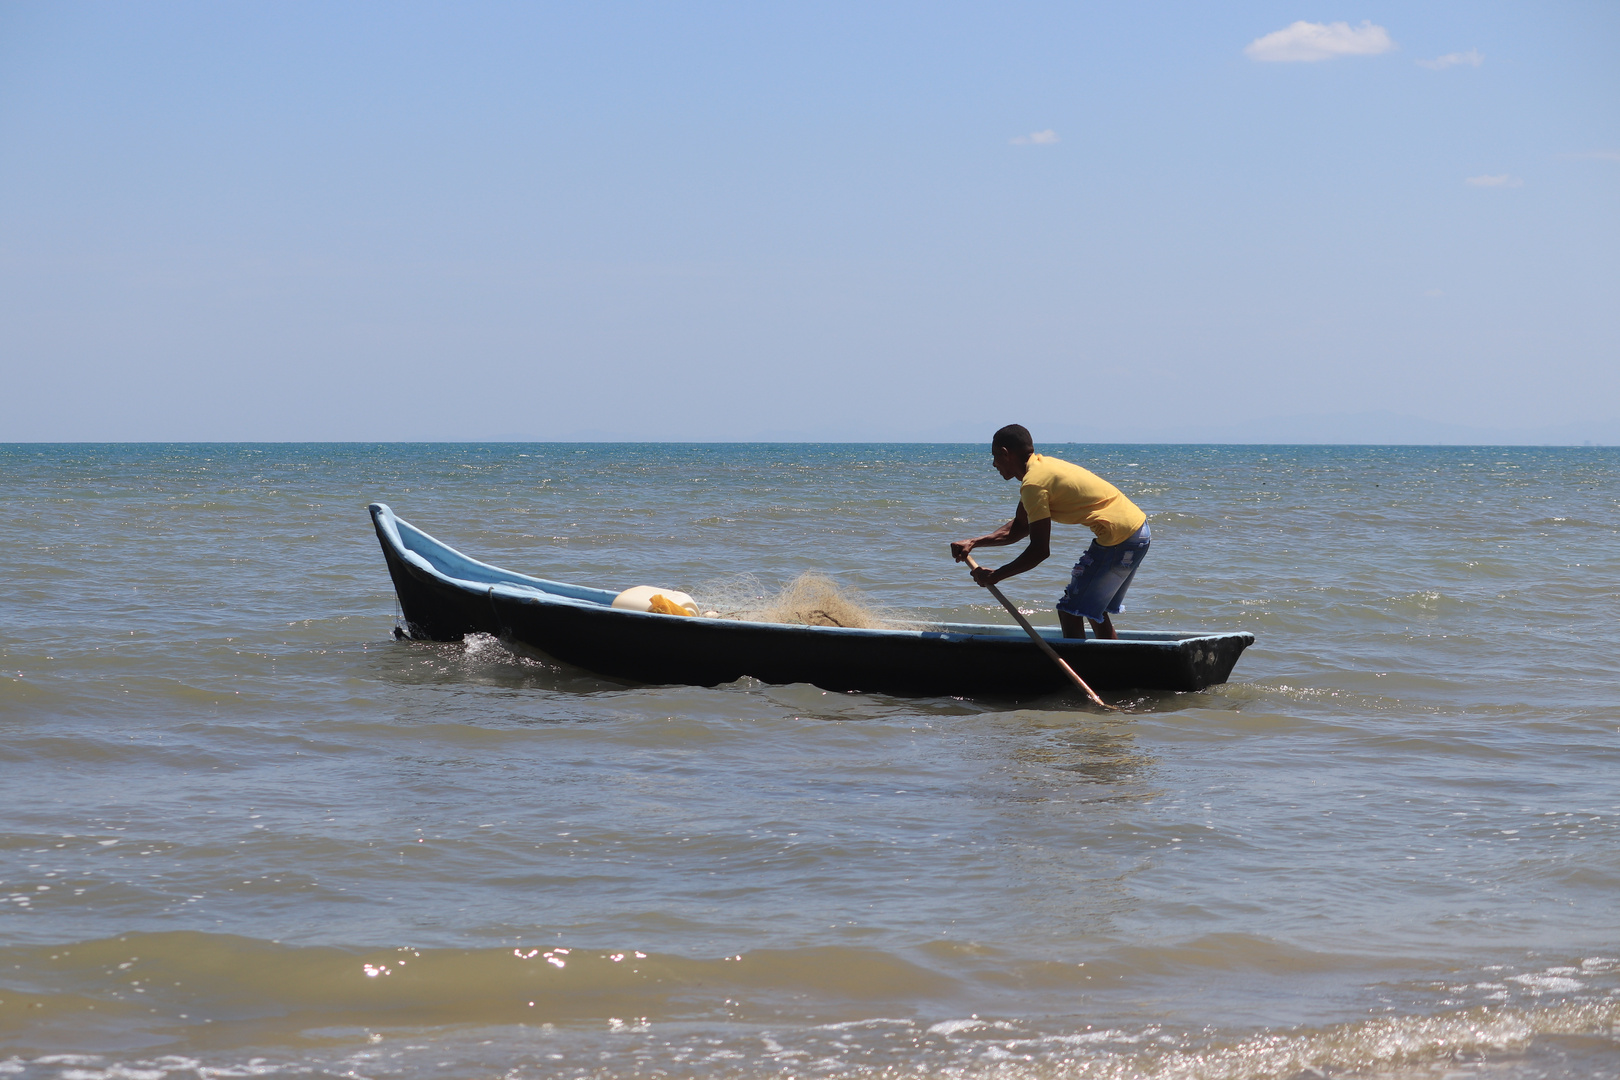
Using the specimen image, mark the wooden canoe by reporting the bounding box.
[369,503,1253,698]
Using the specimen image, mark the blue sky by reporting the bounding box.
[2,2,1616,441]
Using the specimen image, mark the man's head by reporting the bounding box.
[991,424,1034,480]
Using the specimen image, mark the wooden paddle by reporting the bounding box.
[959,554,1117,711]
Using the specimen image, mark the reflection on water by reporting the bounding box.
[1023,725,1148,781]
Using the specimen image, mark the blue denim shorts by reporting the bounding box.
[1055,522,1150,622]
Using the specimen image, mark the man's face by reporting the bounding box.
[992,445,1021,480]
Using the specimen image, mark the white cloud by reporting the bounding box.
[1418,49,1483,70]
[1465,174,1523,187]
[1010,130,1059,146]
[1245,20,1395,62]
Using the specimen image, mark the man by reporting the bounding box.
[950,424,1149,641]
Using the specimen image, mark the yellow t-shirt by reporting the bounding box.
[1019,454,1147,547]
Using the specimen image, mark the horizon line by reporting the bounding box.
[4,439,1615,449]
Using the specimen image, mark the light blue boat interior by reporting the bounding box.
[371,502,1220,645]
[371,503,616,607]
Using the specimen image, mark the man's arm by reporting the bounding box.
[951,502,1031,562]
[967,516,1051,587]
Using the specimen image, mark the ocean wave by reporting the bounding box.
[3,995,1617,1080]
[0,932,957,1036]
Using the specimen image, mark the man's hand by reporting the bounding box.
[959,516,1051,589]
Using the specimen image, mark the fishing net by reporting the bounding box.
[694,572,905,630]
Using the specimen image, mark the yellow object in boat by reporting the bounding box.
[647,593,693,617]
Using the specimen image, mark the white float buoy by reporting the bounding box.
[611,585,699,617]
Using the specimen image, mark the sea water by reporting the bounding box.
[1,442,1617,1079]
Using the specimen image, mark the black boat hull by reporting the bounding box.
[371,503,1253,698]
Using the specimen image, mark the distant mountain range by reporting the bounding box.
[489,411,1619,445]
[1035,411,1620,447]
